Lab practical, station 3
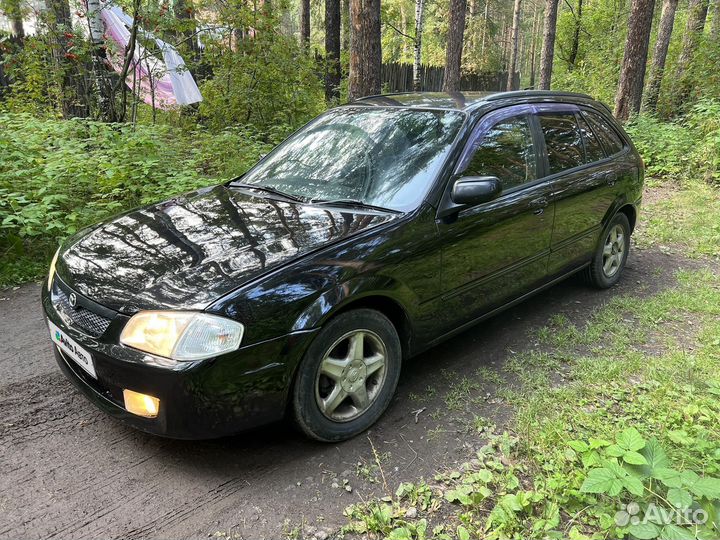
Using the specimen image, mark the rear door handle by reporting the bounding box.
[607,172,618,186]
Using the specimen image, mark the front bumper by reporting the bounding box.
[42,281,317,439]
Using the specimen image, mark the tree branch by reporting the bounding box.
[383,20,416,42]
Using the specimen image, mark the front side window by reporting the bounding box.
[464,115,537,191]
[538,113,585,174]
[582,110,625,156]
[239,107,465,212]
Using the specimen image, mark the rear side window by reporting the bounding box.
[538,113,585,174]
[465,115,537,191]
[576,113,606,163]
[582,110,625,155]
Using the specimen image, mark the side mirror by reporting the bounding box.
[451,176,502,206]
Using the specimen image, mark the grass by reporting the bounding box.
[342,178,720,539]
[636,180,720,258]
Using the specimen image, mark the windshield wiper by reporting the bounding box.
[230,182,305,202]
[309,198,401,214]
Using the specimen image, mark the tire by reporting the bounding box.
[291,309,402,442]
[585,212,631,289]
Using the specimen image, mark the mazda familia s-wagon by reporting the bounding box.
[43,91,643,442]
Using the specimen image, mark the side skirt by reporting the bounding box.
[421,262,590,351]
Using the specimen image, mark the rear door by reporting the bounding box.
[437,106,555,334]
[534,105,620,276]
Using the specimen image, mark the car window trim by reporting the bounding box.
[453,103,542,175]
[534,106,633,181]
[578,107,629,157]
[436,105,549,219]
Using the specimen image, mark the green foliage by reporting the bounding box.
[195,7,325,131]
[344,266,720,539]
[626,100,720,185]
[576,432,720,539]
[0,112,272,287]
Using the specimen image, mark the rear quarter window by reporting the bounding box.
[581,110,625,156]
[537,113,585,175]
[576,113,606,163]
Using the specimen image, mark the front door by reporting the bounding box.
[437,107,555,335]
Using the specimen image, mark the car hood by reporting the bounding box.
[56,184,396,313]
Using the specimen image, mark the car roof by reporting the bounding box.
[353,90,596,112]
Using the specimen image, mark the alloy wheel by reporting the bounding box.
[602,224,626,277]
[315,329,387,422]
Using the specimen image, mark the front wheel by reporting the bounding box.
[585,212,631,288]
[291,309,401,442]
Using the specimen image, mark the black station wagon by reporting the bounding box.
[43,91,643,442]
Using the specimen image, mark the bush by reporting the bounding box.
[0,113,274,287]
[626,99,720,184]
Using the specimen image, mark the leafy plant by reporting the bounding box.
[576,430,720,539]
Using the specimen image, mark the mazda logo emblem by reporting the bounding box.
[68,293,77,309]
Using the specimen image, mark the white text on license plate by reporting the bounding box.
[48,320,97,379]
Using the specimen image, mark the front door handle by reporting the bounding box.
[530,197,548,215]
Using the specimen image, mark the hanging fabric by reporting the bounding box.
[100,4,203,109]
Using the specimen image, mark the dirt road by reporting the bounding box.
[0,247,699,539]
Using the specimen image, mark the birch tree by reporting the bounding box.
[413,0,425,91]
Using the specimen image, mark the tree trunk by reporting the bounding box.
[643,0,679,113]
[480,0,490,61]
[325,0,341,101]
[174,0,199,58]
[538,0,559,89]
[506,0,522,90]
[614,0,656,121]
[300,0,311,46]
[413,0,425,91]
[45,0,88,118]
[568,0,582,69]
[87,0,116,121]
[442,0,467,91]
[529,2,540,88]
[710,0,720,39]
[348,0,381,100]
[342,0,351,51]
[500,16,508,68]
[401,4,409,59]
[673,0,709,107]
[0,46,9,95]
[11,17,24,42]
[5,0,25,43]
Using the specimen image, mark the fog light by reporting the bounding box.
[123,389,160,418]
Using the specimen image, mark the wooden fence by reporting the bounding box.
[381,62,519,93]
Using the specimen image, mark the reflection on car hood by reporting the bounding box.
[57,184,396,313]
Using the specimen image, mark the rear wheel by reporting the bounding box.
[292,309,401,442]
[585,212,631,288]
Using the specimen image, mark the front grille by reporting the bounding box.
[54,287,112,337]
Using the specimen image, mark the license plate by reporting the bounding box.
[48,320,97,379]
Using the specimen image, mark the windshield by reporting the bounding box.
[238,107,465,212]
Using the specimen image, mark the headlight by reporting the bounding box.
[120,311,244,361]
[47,248,60,292]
